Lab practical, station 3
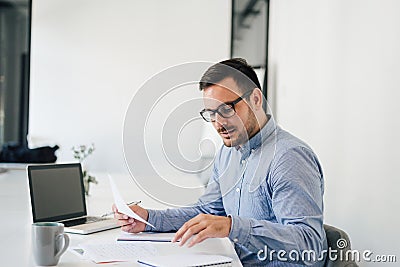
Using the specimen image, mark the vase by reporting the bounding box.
[83,175,90,196]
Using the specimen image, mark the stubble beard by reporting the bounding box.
[222,109,258,147]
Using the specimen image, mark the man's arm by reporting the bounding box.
[228,147,326,264]
[144,165,226,232]
[114,149,227,233]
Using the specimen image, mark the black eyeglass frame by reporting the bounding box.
[199,89,254,122]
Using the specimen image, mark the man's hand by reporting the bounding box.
[112,204,149,233]
[172,214,232,247]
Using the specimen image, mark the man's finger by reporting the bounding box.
[114,212,129,220]
[172,225,186,243]
[121,222,136,232]
[112,204,130,219]
[116,219,128,226]
[188,230,208,247]
[172,216,201,242]
[179,222,205,246]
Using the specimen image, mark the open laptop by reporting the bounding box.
[27,163,118,234]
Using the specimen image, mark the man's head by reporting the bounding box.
[199,58,268,147]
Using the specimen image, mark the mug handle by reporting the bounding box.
[55,233,70,259]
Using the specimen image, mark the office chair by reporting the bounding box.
[323,224,358,267]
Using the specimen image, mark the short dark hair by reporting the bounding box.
[199,58,261,93]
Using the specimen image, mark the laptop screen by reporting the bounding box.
[28,163,87,222]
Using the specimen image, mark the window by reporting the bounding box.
[231,0,269,98]
[0,0,31,147]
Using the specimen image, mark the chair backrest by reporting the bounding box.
[324,224,358,267]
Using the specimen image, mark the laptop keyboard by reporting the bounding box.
[62,216,108,227]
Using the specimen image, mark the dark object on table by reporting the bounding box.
[0,142,59,163]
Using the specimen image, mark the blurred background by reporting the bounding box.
[1,0,399,265]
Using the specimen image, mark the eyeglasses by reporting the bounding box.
[200,89,253,122]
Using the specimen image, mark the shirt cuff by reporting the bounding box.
[228,214,251,245]
[144,209,160,231]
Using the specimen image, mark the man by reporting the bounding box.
[114,58,327,266]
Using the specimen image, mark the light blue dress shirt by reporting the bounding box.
[145,118,327,266]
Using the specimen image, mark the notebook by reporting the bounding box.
[27,163,118,234]
[137,254,233,267]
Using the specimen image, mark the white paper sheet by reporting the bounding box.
[108,175,155,228]
[79,242,157,263]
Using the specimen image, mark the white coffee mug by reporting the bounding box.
[32,222,70,266]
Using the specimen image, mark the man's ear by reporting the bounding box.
[251,88,264,110]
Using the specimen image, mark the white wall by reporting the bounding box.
[268,0,400,263]
[29,0,231,176]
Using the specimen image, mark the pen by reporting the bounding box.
[101,201,141,217]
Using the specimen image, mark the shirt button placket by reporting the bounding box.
[236,158,247,216]
[235,186,241,215]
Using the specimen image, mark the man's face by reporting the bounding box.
[202,77,257,147]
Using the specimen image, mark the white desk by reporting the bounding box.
[0,169,242,266]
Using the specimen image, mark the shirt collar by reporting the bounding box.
[237,115,276,156]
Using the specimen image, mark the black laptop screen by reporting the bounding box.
[28,164,87,222]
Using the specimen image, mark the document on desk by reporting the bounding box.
[117,231,177,242]
[79,242,157,263]
[108,175,155,229]
[137,253,233,267]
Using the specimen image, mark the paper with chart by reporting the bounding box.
[108,175,155,229]
[79,242,157,263]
